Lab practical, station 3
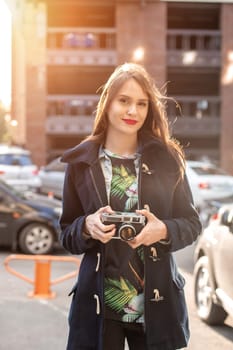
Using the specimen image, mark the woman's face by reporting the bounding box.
[106,78,149,139]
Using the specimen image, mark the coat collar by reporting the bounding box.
[61,140,100,165]
[61,133,169,166]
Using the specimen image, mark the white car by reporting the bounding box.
[39,157,66,199]
[194,203,233,325]
[0,144,41,192]
[186,160,233,210]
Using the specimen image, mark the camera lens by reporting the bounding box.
[119,224,136,241]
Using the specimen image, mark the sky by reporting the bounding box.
[0,0,12,109]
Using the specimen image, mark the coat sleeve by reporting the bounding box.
[59,164,96,254]
[162,173,202,252]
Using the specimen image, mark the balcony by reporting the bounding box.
[168,95,220,137]
[47,27,117,66]
[46,94,98,135]
[167,29,221,67]
[47,94,99,116]
[46,115,95,135]
[169,116,220,137]
[46,94,220,137]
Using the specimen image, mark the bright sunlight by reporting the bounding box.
[0,0,12,109]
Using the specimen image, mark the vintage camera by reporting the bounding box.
[101,211,146,241]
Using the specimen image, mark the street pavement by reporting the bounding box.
[0,248,75,350]
[0,249,129,350]
[1,245,233,350]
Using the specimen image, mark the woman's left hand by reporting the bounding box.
[127,208,168,249]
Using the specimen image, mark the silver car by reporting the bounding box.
[194,203,233,325]
[186,160,233,210]
[38,157,66,199]
[0,144,41,192]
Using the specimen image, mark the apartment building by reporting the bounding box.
[7,0,233,174]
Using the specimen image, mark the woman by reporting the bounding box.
[60,62,202,350]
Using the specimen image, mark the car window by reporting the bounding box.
[190,165,227,176]
[0,154,32,166]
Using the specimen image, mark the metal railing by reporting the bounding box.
[47,27,117,66]
[47,27,116,50]
[167,29,221,67]
[167,95,220,119]
[4,254,81,299]
[47,94,99,117]
[45,94,221,137]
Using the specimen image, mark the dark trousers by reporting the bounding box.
[103,319,147,350]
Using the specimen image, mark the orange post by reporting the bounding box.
[4,254,81,299]
[29,259,55,299]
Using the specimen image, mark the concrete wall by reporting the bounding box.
[116,1,167,89]
[220,4,233,174]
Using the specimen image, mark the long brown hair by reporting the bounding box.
[87,62,185,175]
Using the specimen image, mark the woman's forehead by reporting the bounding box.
[115,78,148,99]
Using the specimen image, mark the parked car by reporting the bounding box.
[39,157,66,199]
[199,195,233,228]
[0,179,62,255]
[186,160,233,210]
[194,202,233,325]
[0,144,41,192]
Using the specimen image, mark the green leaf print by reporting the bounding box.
[104,276,137,313]
[125,196,138,211]
[111,164,137,209]
[122,293,144,322]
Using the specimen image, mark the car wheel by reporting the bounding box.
[19,223,55,255]
[194,255,227,325]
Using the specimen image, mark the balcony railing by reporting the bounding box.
[46,94,98,135]
[167,29,221,67]
[167,95,220,137]
[46,115,95,135]
[46,95,220,137]
[167,95,220,119]
[169,117,220,137]
[47,94,99,117]
[47,27,117,66]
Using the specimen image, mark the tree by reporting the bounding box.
[0,102,9,143]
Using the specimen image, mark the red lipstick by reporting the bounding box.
[123,119,138,125]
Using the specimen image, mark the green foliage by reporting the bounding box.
[0,105,10,143]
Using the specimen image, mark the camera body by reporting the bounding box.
[101,211,145,241]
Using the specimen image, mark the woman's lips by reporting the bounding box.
[123,119,138,125]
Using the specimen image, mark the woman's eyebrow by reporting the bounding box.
[118,94,149,101]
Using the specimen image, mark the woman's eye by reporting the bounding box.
[138,102,148,107]
[119,98,128,104]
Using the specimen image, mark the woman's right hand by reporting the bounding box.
[84,206,116,243]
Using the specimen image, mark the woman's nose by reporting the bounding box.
[127,104,137,115]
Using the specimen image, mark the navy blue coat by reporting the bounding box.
[60,135,202,350]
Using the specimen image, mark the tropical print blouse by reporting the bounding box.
[100,148,144,323]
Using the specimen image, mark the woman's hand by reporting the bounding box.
[84,206,116,243]
[127,209,168,249]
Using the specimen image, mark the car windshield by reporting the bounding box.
[191,165,228,176]
[0,179,29,199]
[0,154,32,166]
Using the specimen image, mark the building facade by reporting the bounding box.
[6,0,233,174]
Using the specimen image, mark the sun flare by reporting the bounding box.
[0,0,12,109]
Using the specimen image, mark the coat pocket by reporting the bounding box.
[172,271,189,328]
